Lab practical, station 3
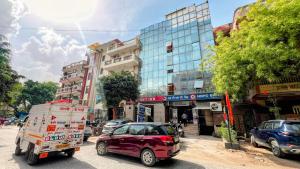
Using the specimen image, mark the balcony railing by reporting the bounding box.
[106,38,140,55]
[104,55,138,67]
[56,85,82,95]
[60,72,84,82]
[62,60,87,70]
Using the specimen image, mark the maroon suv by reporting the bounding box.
[96,122,180,167]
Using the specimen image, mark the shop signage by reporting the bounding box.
[139,96,166,102]
[137,104,145,122]
[210,102,222,111]
[166,93,221,101]
[172,101,190,106]
[145,107,151,116]
[259,82,300,94]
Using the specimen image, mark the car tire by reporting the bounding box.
[141,149,156,167]
[65,148,75,157]
[15,141,22,156]
[96,142,107,156]
[270,140,285,158]
[26,144,38,165]
[250,135,258,147]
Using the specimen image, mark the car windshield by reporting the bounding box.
[284,122,300,133]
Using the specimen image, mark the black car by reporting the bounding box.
[250,120,300,157]
[101,120,129,134]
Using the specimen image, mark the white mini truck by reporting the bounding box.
[15,100,87,165]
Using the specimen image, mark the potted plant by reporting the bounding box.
[218,122,240,149]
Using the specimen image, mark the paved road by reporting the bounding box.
[1,126,299,169]
[0,126,205,169]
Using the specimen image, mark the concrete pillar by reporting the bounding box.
[153,103,165,123]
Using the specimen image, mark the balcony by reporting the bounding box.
[56,85,82,97]
[62,60,87,72]
[106,38,140,56]
[59,72,84,83]
[103,54,139,72]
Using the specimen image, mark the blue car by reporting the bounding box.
[250,120,300,157]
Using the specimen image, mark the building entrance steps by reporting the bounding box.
[183,124,199,136]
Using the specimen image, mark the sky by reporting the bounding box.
[0,0,255,83]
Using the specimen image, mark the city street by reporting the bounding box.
[1,126,300,169]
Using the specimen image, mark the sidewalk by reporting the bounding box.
[177,136,300,169]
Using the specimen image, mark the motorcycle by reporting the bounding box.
[169,121,185,138]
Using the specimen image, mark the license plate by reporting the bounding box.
[56,144,69,149]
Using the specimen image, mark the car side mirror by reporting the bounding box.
[109,131,113,136]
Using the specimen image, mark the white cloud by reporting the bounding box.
[12,28,86,82]
[0,0,27,37]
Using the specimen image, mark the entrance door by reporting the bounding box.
[198,109,214,135]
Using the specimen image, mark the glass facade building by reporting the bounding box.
[139,2,215,97]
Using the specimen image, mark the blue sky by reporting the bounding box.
[0,0,255,82]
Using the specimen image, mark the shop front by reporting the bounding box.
[253,81,300,121]
[166,93,222,135]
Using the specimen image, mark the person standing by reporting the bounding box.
[181,112,188,127]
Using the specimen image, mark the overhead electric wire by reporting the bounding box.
[0,26,140,33]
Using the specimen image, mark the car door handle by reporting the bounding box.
[140,139,144,142]
[120,139,124,141]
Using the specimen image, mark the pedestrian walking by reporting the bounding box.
[181,112,188,127]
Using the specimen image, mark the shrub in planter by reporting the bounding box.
[218,122,239,149]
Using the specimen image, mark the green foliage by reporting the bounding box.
[212,0,300,100]
[16,80,59,112]
[101,71,139,108]
[0,34,22,104]
[218,122,238,143]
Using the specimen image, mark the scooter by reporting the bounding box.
[177,121,185,138]
[169,121,185,137]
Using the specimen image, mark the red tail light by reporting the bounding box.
[159,136,174,144]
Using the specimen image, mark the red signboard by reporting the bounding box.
[139,96,166,102]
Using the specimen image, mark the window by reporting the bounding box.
[273,122,281,129]
[100,68,103,74]
[113,125,129,135]
[129,125,145,135]
[264,122,273,130]
[145,125,176,135]
[102,55,106,61]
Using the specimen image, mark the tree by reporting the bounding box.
[212,0,300,100]
[0,35,22,105]
[101,71,139,110]
[16,80,58,112]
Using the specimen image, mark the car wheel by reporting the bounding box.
[250,135,258,147]
[141,149,156,167]
[271,140,285,158]
[27,144,38,165]
[15,141,22,156]
[96,142,107,156]
[65,148,75,157]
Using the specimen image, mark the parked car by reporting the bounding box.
[84,121,93,141]
[96,122,180,167]
[101,120,128,134]
[250,120,300,157]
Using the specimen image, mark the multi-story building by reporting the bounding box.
[138,2,222,135]
[82,37,140,121]
[56,60,88,101]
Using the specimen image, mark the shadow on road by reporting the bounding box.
[81,141,96,147]
[12,153,97,169]
[241,143,300,168]
[103,153,205,169]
